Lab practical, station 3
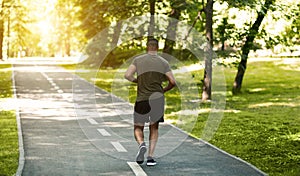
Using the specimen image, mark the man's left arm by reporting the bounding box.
[163,71,176,93]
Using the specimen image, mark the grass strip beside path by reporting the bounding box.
[0,64,19,176]
[209,60,300,176]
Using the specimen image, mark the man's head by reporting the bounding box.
[147,38,159,52]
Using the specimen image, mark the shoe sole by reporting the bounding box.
[136,146,147,164]
[146,162,157,166]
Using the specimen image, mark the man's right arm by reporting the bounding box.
[124,64,137,83]
[163,71,176,93]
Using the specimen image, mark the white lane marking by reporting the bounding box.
[50,82,56,86]
[12,65,25,176]
[111,141,127,152]
[127,162,147,176]
[40,71,50,80]
[38,69,64,94]
[97,129,111,136]
[87,118,98,125]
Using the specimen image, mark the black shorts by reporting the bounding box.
[134,97,165,124]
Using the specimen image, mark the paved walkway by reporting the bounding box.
[12,62,267,176]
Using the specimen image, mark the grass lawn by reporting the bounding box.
[195,59,300,176]
[64,58,300,176]
[0,64,19,176]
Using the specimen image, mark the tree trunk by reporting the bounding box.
[163,7,181,56]
[106,21,123,63]
[202,0,213,101]
[232,0,275,94]
[65,39,71,56]
[112,21,122,46]
[0,1,5,60]
[148,0,155,39]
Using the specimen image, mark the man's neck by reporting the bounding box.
[147,51,157,55]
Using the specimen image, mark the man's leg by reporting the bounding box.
[148,96,164,158]
[148,122,159,157]
[134,123,145,145]
[134,123,147,164]
[134,100,148,145]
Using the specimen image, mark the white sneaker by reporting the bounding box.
[136,142,147,164]
[146,156,157,166]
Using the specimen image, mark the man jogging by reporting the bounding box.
[124,38,176,166]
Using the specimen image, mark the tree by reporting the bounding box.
[148,0,155,39]
[282,4,300,50]
[0,0,5,60]
[9,3,31,57]
[232,0,276,94]
[54,0,82,57]
[202,0,213,100]
[183,0,213,100]
[215,17,235,51]
[0,0,29,59]
[76,0,146,40]
[163,0,185,55]
[77,0,157,66]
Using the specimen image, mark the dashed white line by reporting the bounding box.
[97,129,111,136]
[50,82,56,86]
[87,118,98,125]
[38,69,64,94]
[40,71,50,80]
[71,68,148,175]
[111,141,127,152]
[127,162,147,176]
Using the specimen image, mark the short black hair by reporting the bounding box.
[147,38,159,48]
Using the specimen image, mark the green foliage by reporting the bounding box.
[223,0,258,8]
[214,17,237,60]
[282,4,300,48]
[259,29,282,49]
[171,48,198,62]
[102,47,143,68]
[76,0,111,39]
[8,4,31,57]
[76,0,147,39]
[1,0,298,60]
[54,0,83,56]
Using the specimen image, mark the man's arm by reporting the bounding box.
[163,71,176,93]
[124,64,137,83]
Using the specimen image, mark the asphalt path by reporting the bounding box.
[13,62,267,176]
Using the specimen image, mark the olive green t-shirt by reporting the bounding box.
[132,53,171,102]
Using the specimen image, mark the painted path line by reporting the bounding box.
[127,162,147,176]
[12,65,25,176]
[87,118,98,125]
[111,141,127,152]
[97,129,111,136]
